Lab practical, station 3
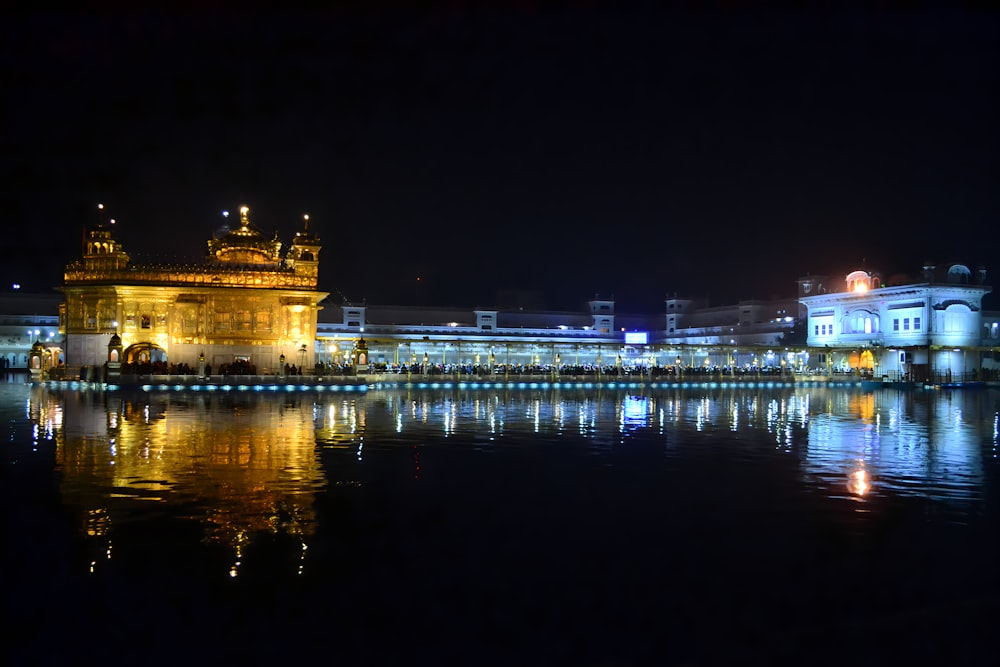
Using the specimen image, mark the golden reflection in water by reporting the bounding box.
[848,468,871,496]
[34,387,324,575]
[847,392,876,423]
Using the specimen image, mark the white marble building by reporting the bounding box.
[799,263,993,382]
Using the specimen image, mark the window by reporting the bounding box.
[914,317,921,330]
[814,325,819,335]
[893,319,899,331]
[215,312,231,331]
[903,318,910,331]
[140,314,151,329]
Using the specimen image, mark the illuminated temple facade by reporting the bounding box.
[58,206,327,378]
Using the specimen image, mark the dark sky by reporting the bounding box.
[3,3,998,312]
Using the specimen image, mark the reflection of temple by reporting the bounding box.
[58,206,328,379]
[36,386,325,575]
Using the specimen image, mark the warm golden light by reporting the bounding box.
[853,282,869,293]
[848,469,870,496]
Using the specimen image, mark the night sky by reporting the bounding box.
[3,4,998,312]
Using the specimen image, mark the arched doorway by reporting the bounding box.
[124,343,168,374]
[859,349,874,370]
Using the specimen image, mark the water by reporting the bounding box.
[4,381,1000,665]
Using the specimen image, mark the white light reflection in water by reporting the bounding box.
[620,395,649,432]
[994,411,998,458]
[805,390,985,504]
[695,398,709,432]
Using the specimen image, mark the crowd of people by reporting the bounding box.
[352,362,801,378]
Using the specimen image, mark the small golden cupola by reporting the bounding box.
[82,203,130,272]
[207,205,283,265]
[286,213,322,284]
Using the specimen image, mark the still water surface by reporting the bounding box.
[4,382,1000,665]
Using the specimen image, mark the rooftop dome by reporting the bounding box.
[206,206,282,264]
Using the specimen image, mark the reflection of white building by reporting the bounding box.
[799,263,994,382]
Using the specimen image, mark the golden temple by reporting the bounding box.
[57,206,327,379]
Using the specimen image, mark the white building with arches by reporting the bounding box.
[799,263,992,382]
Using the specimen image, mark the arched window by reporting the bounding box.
[845,270,870,293]
[843,310,879,334]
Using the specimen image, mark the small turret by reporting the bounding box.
[286,213,322,284]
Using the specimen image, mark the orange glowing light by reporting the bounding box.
[852,282,869,293]
[848,469,870,496]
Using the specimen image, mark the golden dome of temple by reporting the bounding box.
[207,205,282,264]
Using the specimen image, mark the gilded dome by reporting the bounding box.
[207,206,282,264]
